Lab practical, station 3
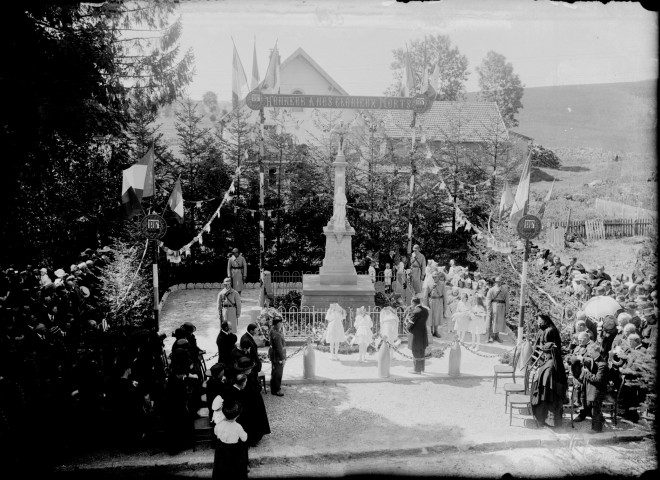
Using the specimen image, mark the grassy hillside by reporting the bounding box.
[469,79,656,154]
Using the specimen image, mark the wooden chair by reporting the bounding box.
[504,365,529,412]
[508,366,539,427]
[504,345,545,411]
[562,375,576,428]
[493,344,520,392]
[258,371,267,392]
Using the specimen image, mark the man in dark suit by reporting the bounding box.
[268,318,286,396]
[216,321,237,372]
[240,323,262,388]
[407,295,429,374]
[575,343,608,432]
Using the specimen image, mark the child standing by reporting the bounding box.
[384,263,393,293]
[212,398,249,479]
[452,292,472,342]
[368,263,376,284]
[352,307,374,362]
[469,295,487,350]
[325,303,347,360]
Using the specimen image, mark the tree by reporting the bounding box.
[1,1,194,265]
[476,51,524,128]
[387,35,470,101]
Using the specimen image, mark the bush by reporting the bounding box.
[531,144,562,169]
[273,290,302,310]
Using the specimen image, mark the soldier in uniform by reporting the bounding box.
[423,270,445,338]
[485,276,509,343]
[409,244,426,295]
[227,248,248,295]
[217,277,241,334]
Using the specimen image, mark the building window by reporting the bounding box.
[291,89,304,112]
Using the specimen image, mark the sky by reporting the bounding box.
[175,0,658,102]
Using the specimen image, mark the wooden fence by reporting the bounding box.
[547,218,655,240]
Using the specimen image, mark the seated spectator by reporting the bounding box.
[593,265,612,285]
[574,311,597,341]
[640,313,657,351]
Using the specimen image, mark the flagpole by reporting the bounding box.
[151,140,160,332]
[517,149,532,346]
[258,109,266,286]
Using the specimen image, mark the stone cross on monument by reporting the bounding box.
[301,122,375,310]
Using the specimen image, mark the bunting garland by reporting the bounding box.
[159,167,242,263]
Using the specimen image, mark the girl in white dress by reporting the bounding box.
[379,306,399,359]
[452,292,472,342]
[325,303,346,360]
[352,306,373,362]
[469,295,487,350]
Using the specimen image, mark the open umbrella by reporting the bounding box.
[582,295,622,321]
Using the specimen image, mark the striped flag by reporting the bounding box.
[509,150,532,228]
[399,49,415,97]
[168,178,184,224]
[232,43,249,110]
[537,179,555,220]
[260,42,280,93]
[137,146,154,198]
[251,37,260,90]
[498,180,515,221]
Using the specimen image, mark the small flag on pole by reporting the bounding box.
[168,178,184,224]
[537,179,555,220]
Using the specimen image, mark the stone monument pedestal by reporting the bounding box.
[301,128,375,311]
[301,274,375,311]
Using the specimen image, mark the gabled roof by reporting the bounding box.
[372,102,509,143]
[280,48,350,96]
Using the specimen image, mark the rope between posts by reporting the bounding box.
[379,335,453,361]
[456,339,515,358]
[261,339,313,364]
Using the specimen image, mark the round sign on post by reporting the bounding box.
[516,214,542,240]
[141,214,167,240]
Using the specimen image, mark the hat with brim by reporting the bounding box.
[80,286,90,298]
[40,268,48,274]
[233,356,256,373]
[54,269,66,278]
[222,400,242,421]
[272,317,283,324]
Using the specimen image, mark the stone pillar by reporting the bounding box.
[319,148,358,285]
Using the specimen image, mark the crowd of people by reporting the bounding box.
[0,247,169,458]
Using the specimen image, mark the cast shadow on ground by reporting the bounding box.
[560,165,591,172]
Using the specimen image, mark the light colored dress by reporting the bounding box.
[470,304,487,335]
[379,308,399,341]
[352,314,373,346]
[325,307,346,344]
[452,300,472,332]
